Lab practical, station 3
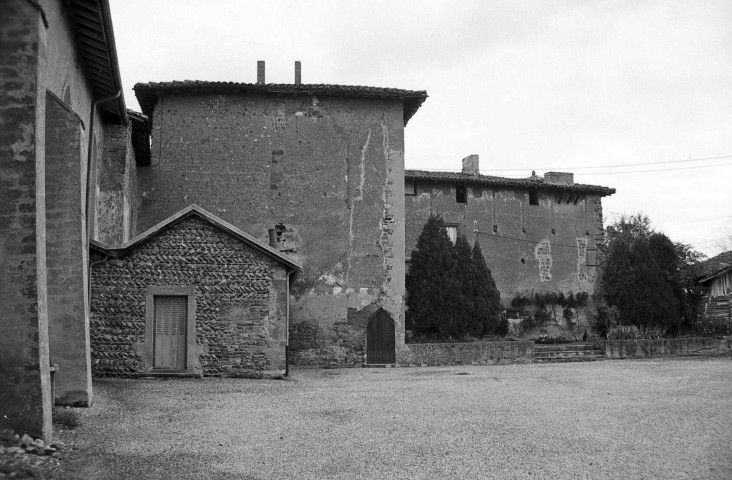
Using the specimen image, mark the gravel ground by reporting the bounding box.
[46,358,732,480]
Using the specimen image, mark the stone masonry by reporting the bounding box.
[90,215,292,377]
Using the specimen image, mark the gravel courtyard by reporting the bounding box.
[50,358,732,480]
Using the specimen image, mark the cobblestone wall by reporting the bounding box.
[91,216,288,377]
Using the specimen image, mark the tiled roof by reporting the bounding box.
[133,81,428,125]
[90,205,302,272]
[696,251,732,282]
[68,0,127,125]
[405,170,616,196]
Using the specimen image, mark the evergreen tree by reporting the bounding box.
[406,216,503,340]
[405,215,455,337]
[600,214,697,333]
[471,241,502,335]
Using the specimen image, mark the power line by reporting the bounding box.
[575,162,732,176]
[475,230,590,248]
[482,154,732,172]
[411,154,732,175]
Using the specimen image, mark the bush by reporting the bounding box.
[606,324,667,340]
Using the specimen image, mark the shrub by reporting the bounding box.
[606,324,667,340]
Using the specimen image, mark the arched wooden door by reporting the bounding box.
[367,309,395,364]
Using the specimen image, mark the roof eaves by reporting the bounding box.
[405,170,615,196]
[133,81,428,125]
[68,0,128,125]
[91,205,303,272]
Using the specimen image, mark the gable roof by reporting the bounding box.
[405,170,616,196]
[133,81,428,126]
[696,250,732,283]
[90,205,302,272]
[67,0,128,125]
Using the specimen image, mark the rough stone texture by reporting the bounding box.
[601,338,732,359]
[90,216,289,377]
[136,93,407,367]
[405,182,606,306]
[44,91,93,407]
[0,0,52,440]
[401,341,535,366]
[96,123,139,244]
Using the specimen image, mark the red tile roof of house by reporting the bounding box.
[134,81,428,125]
[696,250,732,282]
[405,170,616,196]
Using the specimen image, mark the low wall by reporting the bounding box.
[401,341,535,367]
[601,337,732,359]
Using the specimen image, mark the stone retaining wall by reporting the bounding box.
[601,337,732,359]
[401,341,535,366]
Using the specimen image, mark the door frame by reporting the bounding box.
[144,285,197,373]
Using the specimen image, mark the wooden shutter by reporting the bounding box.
[154,296,187,369]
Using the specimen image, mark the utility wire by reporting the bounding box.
[483,154,732,172]
[574,161,732,176]
[475,230,590,248]
[411,154,732,175]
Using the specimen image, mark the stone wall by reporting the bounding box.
[90,216,289,377]
[0,0,52,439]
[601,338,732,359]
[136,93,407,367]
[96,123,139,244]
[406,184,605,306]
[401,341,535,366]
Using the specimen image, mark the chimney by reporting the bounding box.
[268,228,278,248]
[295,61,301,85]
[543,172,574,186]
[462,154,480,176]
[257,60,265,84]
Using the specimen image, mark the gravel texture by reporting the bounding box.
[48,358,732,480]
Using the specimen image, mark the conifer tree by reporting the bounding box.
[471,241,502,335]
[405,215,455,337]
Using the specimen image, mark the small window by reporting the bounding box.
[445,225,458,244]
[586,248,598,267]
[405,180,416,196]
[529,189,538,206]
[456,185,467,204]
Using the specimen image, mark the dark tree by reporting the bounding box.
[406,216,503,340]
[600,214,703,333]
[405,215,456,337]
[471,241,502,335]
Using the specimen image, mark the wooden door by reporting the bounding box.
[367,309,395,364]
[154,296,187,370]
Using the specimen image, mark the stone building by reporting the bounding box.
[90,205,301,378]
[132,71,427,367]
[405,155,615,334]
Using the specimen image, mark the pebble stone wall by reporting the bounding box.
[90,216,288,377]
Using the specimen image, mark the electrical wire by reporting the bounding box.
[475,230,592,248]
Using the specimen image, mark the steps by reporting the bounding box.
[534,343,606,363]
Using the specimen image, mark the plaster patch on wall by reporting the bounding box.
[346,129,371,283]
[576,237,589,282]
[535,239,552,281]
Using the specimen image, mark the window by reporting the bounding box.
[529,189,538,206]
[445,225,458,244]
[456,185,467,204]
[144,285,197,374]
[405,180,416,196]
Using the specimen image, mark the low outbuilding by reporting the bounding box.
[90,205,302,378]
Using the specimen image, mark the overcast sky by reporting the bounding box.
[110,0,732,257]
